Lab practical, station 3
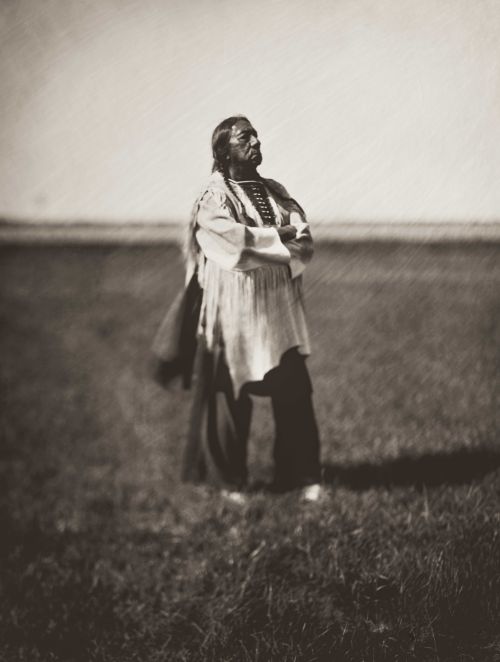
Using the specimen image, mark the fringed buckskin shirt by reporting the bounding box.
[187,171,314,396]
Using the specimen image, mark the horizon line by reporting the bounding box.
[1,218,500,244]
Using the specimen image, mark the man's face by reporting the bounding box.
[226,119,262,169]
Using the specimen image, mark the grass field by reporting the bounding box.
[0,242,499,661]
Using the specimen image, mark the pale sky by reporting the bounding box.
[1,0,499,223]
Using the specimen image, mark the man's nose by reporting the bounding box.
[250,135,260,148]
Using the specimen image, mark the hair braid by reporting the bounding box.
[221,168,240,204]
[221,168,258,227]
[211,115,268,227]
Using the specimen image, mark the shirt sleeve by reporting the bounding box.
[284,211,314,279]
[263,178,314,279]
[195,188,291,271]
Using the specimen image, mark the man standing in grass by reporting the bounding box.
[176,115,322,502]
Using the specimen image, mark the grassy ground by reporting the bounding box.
[0,241,499,662]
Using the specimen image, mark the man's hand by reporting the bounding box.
[277,225,297,242]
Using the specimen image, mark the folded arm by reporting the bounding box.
[284,211,314,278]
[262,178,314,279]
[195,188,291,271]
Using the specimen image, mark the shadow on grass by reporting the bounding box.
[322,447,500,490]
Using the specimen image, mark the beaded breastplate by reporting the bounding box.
[231,179,277,226]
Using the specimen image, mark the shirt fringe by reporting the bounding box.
[197,258,310,395]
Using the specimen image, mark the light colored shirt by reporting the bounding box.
[193,171,314,395]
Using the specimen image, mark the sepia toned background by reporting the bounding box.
[1,2,500,660]
[1,0,500,227]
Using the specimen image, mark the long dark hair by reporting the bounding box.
[209,115,303,222]
[211,115,250,174]
[210,115,257,217]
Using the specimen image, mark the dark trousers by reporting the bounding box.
[181,342,321,490]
